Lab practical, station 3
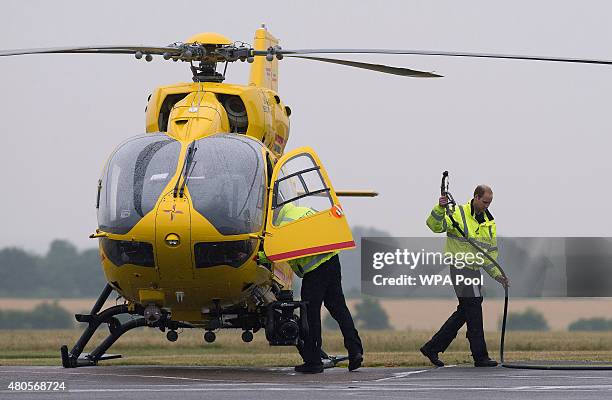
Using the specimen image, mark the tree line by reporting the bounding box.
[0,240,106,298]
[0,302,74,329]
[0,227,385,298]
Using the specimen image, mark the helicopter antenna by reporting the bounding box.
[188,81,205,112]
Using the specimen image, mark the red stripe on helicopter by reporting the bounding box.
[267,241,356,261]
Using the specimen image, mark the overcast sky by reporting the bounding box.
[1,0,611,253]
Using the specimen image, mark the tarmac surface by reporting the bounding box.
[1,364,612,400]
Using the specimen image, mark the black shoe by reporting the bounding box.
[420,346,444,367]
[474,358,498,367]
[294,363,324,373]
[348,353,363,371]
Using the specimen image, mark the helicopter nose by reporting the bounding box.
[155,193,194,283]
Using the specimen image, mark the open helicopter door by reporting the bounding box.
[264,147,355,262]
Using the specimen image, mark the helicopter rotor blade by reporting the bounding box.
[278,48,612,66]
[297,190,379,197]
[286,55,442,78]
[335,190,379,197]
[0,45,183,58]
[6,44,612,76]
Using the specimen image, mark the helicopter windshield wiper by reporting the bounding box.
[173,140,197,198]
[179,156,197,198]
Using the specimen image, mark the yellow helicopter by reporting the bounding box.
[2,26,611,369]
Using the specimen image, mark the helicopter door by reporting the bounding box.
[263,147,355,262]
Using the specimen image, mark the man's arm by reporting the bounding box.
[481,259,502,280]
[426,196,450,233]
[484,260,510,288]
[478,227,510,287]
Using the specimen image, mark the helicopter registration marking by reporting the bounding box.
[163,204,183,221]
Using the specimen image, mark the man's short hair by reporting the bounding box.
[474,185,492,198]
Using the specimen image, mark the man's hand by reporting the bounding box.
[495,275,510,289]
[439,196,449,207]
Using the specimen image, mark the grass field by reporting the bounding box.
[2,298,611,330]
[2,329,612,367]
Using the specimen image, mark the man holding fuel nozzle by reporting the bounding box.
[420,185,510,368]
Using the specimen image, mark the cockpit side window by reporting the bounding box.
[187,134,266,235]
[271,154,333,226]
[98,134,180,234]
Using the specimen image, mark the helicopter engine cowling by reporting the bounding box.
[166,92,230,140]
[145,83,290,158]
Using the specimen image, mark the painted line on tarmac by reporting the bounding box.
[512,384,612,391]
[1,384,608,394]
[0,369,239,383]
[505,374,612,380]
[375,369,429,381]
[407,373,612,381]
[0,366,453,385]
[374,365,456,382]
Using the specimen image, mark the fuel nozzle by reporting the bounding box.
[440,170,457,215]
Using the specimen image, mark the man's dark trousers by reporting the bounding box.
[422,266,489,360]
[299,255,363,366]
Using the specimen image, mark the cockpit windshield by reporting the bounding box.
[186,134,266,235]
[98,134,180,234]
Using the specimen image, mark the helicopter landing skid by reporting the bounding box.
[61,346,122,367]
[60,284,148,368]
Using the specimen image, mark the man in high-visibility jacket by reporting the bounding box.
[420,185,509,368]
[270,203,363,374]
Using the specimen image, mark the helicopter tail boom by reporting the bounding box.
[249,26,279,91]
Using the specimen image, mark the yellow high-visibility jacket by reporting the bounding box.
[426,201,501,279]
